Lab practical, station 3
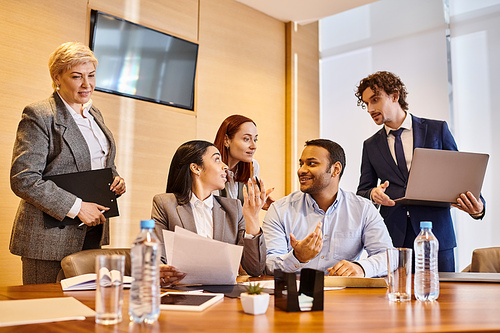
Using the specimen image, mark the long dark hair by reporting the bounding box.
[166,140,215,205]
[213,114,256,182]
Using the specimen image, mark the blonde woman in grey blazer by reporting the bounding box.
[10,42,126,284]
[152,140,269,286]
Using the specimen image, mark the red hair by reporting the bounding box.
[214,115,256,183]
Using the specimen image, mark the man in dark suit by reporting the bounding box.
[355,71,485,272]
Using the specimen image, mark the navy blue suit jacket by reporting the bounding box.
[357,114,479,251]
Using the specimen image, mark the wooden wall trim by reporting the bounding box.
[285,22,320,194]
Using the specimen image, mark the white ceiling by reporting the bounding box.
[235,0,380,25]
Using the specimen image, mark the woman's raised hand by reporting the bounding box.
[242,177,274,235]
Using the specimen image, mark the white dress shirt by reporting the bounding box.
[384,112,414,171]
[225,160,260,199]
[58,94,109,218]
[190,193,214,239]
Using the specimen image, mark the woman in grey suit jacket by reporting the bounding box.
[9,42,126,284]
[152,140,269,286]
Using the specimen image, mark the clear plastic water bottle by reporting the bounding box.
[414,221,440,301]
[129,219,161,323]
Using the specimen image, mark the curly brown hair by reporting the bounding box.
[355,71,409,111]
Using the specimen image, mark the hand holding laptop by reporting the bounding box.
[375,182,484,214]
[369,148,490,208]
[392,149,488,207]
[452,191,484,216]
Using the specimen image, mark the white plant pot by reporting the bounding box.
[240,292,270,315]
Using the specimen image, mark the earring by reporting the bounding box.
[56,85,60,91]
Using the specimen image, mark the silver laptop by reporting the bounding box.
[394,148,489,207]
[439,272,500,283]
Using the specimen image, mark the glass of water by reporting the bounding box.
[386,248,412,302]
[95,254,125,324]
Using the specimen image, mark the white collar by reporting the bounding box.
[190,193,214,209]
[57,92,93,117]
[384,112,413,135]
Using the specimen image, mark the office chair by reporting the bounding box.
[57,248,131,281]
[462,247,500,273]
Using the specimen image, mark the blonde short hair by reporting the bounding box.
[48,42,98,90]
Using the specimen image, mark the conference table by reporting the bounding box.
[1,277,500,332]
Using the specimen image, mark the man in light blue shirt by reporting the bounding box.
[262,139,393,277]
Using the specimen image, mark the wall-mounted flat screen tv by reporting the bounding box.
[89,10,198,110]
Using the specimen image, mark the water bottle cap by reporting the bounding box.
[420,221,432,229]
[140,219,155,229]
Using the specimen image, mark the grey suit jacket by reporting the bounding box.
[9,92,118,261]
[151,193,266,277]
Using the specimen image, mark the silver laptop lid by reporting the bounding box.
[400,148,489,204]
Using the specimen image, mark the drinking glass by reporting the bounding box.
[386,248,412,302]
[95,254,125,324]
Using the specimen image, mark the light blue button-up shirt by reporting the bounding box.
[262,188,393,277]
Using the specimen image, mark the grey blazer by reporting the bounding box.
[151,193,266,277]
[9,92,119,261]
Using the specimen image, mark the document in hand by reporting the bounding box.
[162,227,243,285]
[43,168,119,228]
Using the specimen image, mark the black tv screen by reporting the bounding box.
[89,10,198,110]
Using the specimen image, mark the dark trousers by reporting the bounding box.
[402,217,455,273]
[82,224,103,250]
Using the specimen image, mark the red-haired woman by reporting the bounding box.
[214,115,274,209]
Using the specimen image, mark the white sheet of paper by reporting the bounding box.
[164,229,175,266]
[0,297,95,327]
[162,227,243,285]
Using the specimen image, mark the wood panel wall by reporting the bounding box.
[196,0,286,205]
[286,22,320,193]
[0,0,318,286]
[0,0,90,286]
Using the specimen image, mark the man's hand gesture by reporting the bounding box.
[290,222,323,263]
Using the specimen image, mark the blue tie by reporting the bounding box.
[390,128,409,180]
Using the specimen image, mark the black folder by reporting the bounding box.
[43,168,119,228]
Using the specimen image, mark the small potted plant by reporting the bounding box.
[240,283,269,315]
[240,283,270,315]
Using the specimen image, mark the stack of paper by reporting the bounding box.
[163,227,243,285]
[0,297,95,327]
[324,276,387,288]
[61,273,133,291]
